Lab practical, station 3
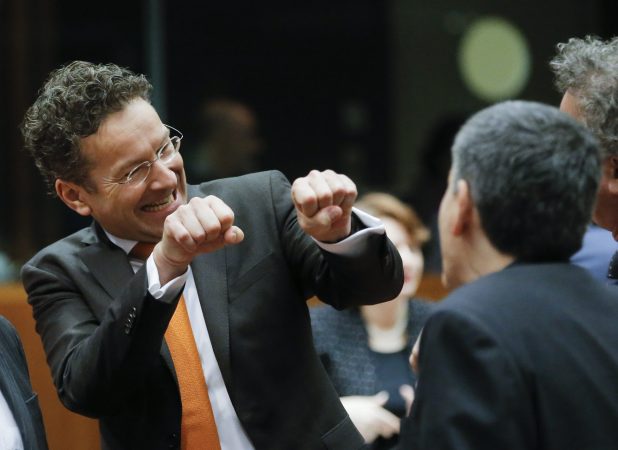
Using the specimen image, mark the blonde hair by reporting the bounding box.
[356,192,430,246]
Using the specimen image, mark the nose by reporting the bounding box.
[147,158,181,190]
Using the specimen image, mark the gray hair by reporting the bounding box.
[451,101,600,261]
[550,36,618,158]
[21,61,152,194]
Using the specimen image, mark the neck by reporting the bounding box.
[448,231,515,289]
[363,300,409,353]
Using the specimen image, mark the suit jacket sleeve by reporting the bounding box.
[20,170,402,424]
[400,309,535,450]
[21,252,179,417]
[268,170,403,308]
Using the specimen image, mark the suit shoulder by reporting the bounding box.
[192,170,289,197]
[22,227,94,269]
[434,262,616,335]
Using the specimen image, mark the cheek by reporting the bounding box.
[407,251,424,274]
[593,190,618,223]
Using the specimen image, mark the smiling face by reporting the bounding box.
[57,98,187,242]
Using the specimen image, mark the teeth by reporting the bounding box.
[143,194,173,212]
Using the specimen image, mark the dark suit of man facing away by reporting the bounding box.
[400,101,618,450]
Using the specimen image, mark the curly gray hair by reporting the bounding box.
[21,61,152,194]
[550,36,618,159]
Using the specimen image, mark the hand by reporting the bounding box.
[153,195,244,284]
[340,392,400,443]
[399,384,415,416]
[291,169,357,243]
[410,332,422,374]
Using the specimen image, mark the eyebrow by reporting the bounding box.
[112,127,171,177]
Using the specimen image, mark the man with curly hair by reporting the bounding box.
[20,61,403,450]
[550,36,618,282]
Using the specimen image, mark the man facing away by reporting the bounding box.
[551,36,618,284]
[399,101,618,449]
[20,61,403,450]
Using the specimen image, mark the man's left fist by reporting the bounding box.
[291,169,357,242]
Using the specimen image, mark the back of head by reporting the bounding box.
[550,36,618,159]
[451,100,600,261]
[198,99,261,177]
[21,60,152,194]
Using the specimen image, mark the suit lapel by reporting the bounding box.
[187,183,232,388]
[77,195,233,389]
[77,223,134,301]
[77,224,179,383]
[191,245,232,389]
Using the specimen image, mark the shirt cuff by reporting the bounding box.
[315,207,385,255]
[146,255,188,302]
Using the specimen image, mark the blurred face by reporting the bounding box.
[361,216,423,327]
[594,158,618,240]
[382,216,424,298]
[70,99,188,242]
[560,91,618,240]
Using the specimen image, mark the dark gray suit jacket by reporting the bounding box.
[21,171,403,450]
[0,316,48,450]
[400,262,618,450]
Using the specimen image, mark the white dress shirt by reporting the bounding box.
[0,390,24,450]
[107,207,383,449]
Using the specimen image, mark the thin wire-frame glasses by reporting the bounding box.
[104,124,183,187]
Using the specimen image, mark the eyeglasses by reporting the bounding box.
[103,124,183,187]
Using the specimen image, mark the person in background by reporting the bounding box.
[0,315,48,450]
[571,223,618,282]
[20,61,403,450]
[311,192,433,449]
[399,100,618,450]
[185,99,263,182]
[550,36,618,284]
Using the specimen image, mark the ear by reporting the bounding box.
[452,179,474,236]
[55,179,92,217]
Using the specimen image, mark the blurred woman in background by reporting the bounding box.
[311,192,434,449]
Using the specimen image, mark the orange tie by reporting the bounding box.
[130,242,221,450]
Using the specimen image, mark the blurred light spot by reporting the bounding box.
[458,16,531,102]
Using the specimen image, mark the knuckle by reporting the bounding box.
[188,197,203,207]
[204,221,222,236]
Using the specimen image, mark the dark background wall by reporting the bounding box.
[1,0,617,266]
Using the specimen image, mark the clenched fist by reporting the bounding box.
[153,195,244,283]
[291,169,357,243]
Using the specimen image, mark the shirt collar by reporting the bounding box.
[104,230,138,256]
